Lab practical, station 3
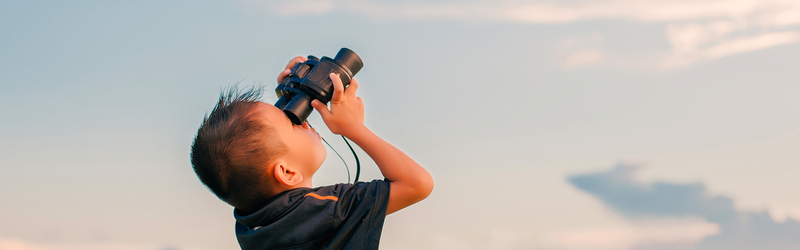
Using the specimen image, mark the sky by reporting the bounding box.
[1,0,799,249]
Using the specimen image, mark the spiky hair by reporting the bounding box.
[190,85,287,213]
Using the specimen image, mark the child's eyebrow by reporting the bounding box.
[304,193,338,201]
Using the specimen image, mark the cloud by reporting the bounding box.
[267,0,335,16]
[249,0,800,68]
[662,22,800,68]
[504,0,763,23]
[0,239,51,250]
[536,221,718,250]
[562,50,604,67]
[251,0,799,24]
[556,33,607,67]
[0,238,188,250]
[568,164,800,250]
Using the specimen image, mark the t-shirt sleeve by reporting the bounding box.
[326,179,391,250]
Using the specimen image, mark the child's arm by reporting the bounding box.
[311,73,434,215]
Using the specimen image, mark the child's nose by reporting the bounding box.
[301,121,310,129]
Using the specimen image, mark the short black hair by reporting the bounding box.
[191,85,287,213]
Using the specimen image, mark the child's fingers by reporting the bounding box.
[285,56,307,70]
[311,99,331,119]
[344,78,359,99]
[329,73,344,103]
[277,69,291,83]
[277,56,308,82]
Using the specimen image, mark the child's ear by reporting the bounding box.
[274,163,304,187]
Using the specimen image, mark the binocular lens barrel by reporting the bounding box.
[274,96,290,110]
[279,93,313,125]
[334,48,363,77]
[275,48,362,125]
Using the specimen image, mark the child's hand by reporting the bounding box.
[277,56,308,83]
[311,73,433,215]
[311,73,365,137]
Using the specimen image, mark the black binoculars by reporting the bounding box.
[275,48,363,125]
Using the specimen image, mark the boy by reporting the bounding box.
[191,56,434,250]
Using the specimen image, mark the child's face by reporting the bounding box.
[254,102,327,177]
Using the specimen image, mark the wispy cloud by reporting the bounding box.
[535,220,718,250]
[568,164,800,250]
[662,21,800,68]
[0,238,188,250]
[253,0,795,23]
[0,239,50,250]
[557,33,606,68]
[249,0,800,68]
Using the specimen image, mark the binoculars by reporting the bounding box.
[275,48,363,125]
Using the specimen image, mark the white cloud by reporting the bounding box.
[557,33,607,67]
[254,0,800,26]
[535,219,718,250]
[660,13,800,68]
[663,30,800,68]
[704,31,800,59]
[249,0,800,69]
[538,226,635,250]
[769,206,800,223]
[432,233,476,250]
[0,239,51,250]
[271,0,334,16]
[761,8,800,28]
[0,238,196,250]
[252,0,788,23]
[563,50,604,67]
[504,0,761,23]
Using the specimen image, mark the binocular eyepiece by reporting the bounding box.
[275,48,363,125]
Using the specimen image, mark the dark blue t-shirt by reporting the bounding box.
[234,179,391,250]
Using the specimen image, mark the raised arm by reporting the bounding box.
[311,74,434,214]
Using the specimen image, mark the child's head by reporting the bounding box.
[191,87,327,213]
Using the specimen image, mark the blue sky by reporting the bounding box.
[2,0,800,249]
